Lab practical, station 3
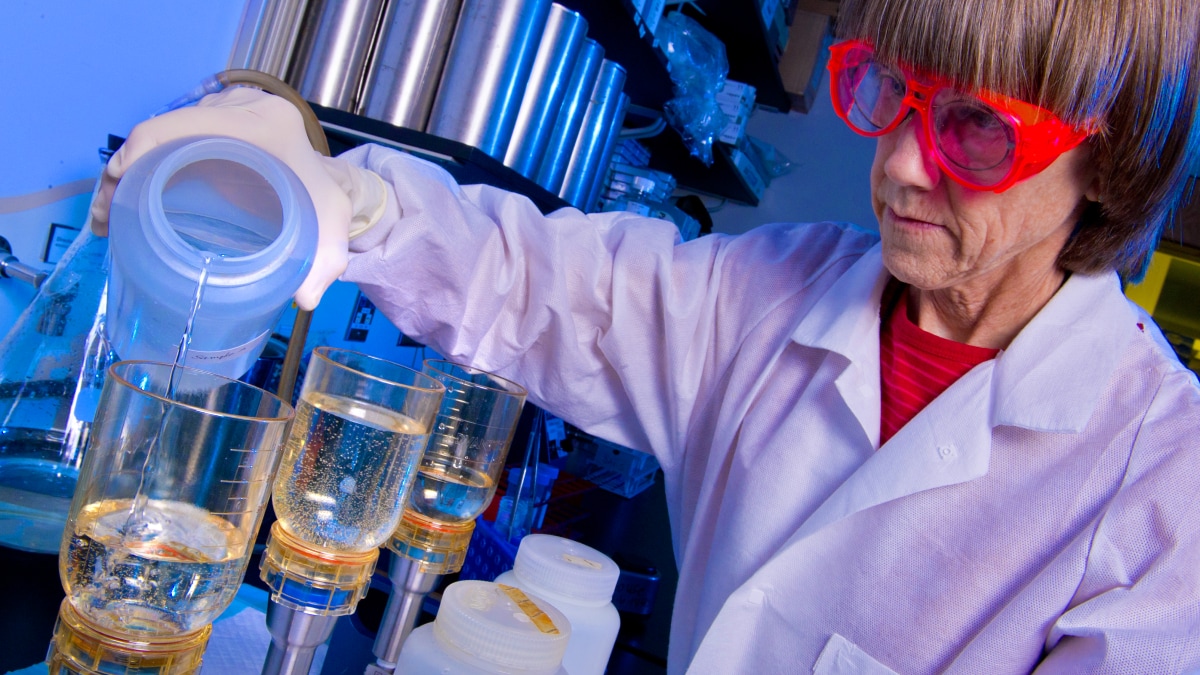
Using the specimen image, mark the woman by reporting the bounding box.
[93,0,1200,671]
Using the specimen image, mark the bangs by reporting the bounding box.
[835,0,1129,131]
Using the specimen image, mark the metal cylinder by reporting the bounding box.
[534,38,604,194]
[502,4,589,178]
[425,0,555,159]
[584,91,631,213]
[261,602,339,675]
[288,0,386,111]
[227,0,311,80]
[371,556,440,668]
[557,59,628,211]
[358,0,463,129]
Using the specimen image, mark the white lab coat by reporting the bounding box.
[342,145,1200,674]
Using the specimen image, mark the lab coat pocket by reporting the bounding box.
[813,633,899,675]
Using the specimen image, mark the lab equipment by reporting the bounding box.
[46,360,294,672]
[372,361,526,672]
[288,0,386,111]
[535,38,605,194]
[558,60,628,211]
[393,580,571,675]
[358,0,464,130]
[503,3,590,178]
[0,226,114,554]
[494,534,622,675]
[106,135,317,380]
[0,235,48,288]
[425,0,554,159]
[260,347,444,674]
[494,463,559,541]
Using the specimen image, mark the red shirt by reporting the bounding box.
[880,285,1000,444]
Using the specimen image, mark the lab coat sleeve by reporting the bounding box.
[1035,369,1200,674]
[336,143,732,464]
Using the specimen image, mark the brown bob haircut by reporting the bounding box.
[836,0,1200,281]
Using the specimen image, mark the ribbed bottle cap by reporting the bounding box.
[386,509,475,574]
[434,580,571,673]
[512,534,620,605]
[259,522,377,616]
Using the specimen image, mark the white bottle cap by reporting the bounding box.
[513,534,621,606]
[434,580,571,673]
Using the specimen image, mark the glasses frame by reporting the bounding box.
[827,39,1091,192]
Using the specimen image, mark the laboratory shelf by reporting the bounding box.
[553,0,777,205]
[310,103,573,216]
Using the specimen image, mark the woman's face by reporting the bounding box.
[870,114,1097,294]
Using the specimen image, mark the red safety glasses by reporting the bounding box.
[827,39,1091,192]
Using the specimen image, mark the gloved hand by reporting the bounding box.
[90,86,387,311]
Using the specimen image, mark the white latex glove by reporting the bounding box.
[90,86,387,311]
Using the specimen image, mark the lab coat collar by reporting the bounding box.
[789,244,892,448]
[792,362,995,540]
[790,244,891,362]
[790,245,1134,435]
[777,251,1133,549]
[991,271,1134,433]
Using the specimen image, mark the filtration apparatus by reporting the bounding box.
[46,360,293,673]
[259,347,444,674]
[370,360,527,673]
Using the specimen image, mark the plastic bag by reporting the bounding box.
[745,135,794,180]
[657,12,729,166]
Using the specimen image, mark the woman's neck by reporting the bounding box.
[906,264,1067,350]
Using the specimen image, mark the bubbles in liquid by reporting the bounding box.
[273,391,430,552]
[409,458,495,523]
[62,498,246,635]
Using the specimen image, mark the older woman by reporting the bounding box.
[94,0,1199,671]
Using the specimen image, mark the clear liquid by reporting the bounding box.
[62,498,246,635]
[273,391,430,551]
[409,460,494,523]
[0,430,80,552]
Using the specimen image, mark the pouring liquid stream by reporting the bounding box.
[120,255,212,549]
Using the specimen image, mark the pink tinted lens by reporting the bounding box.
[931,93,1016,187]
[838,59,907,133]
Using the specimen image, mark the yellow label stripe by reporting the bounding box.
[497,584,560,634]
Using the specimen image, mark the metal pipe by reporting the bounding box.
[425,0,554,159]
[288,0,387,111]
[227,0,311,80]
[358,0,463,130]
[0,236,46,289]
[261,602,339,675]
[557,59,627,211]
[371,556,440,670]
[583,91,631,213]
[502,3,589,178]
[534,39,604,194]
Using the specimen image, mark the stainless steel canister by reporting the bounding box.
[288,0,387,111]
[557,59,628,211]
[534,38,605,194]
[583,91,631,212]
[502,4,589,178]
[425,0,554,159]
[228,0,311,79]
[358,0,463,129]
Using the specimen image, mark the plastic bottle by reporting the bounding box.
[394,580,571,674]
[494,534,621,675]
[106,135,317,379]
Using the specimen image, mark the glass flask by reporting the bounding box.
[261,347,444,615]
[0,226,115,553]
[48,360,293,672]
[388,360,527,574]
